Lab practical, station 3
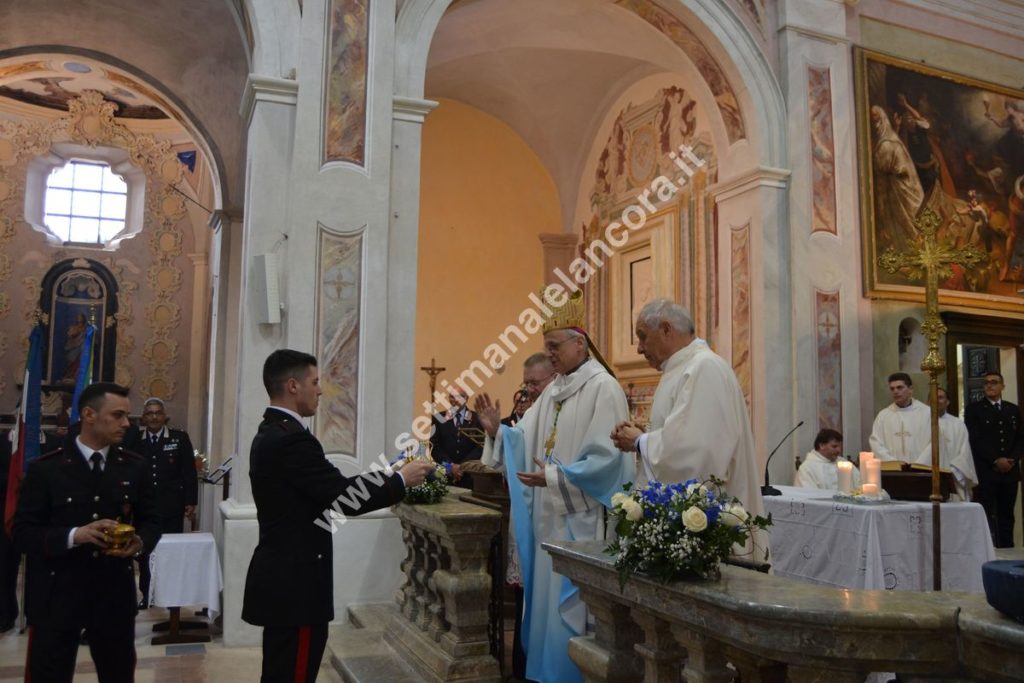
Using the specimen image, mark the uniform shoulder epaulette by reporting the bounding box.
[37,447,64,461]
[115,445,146,461]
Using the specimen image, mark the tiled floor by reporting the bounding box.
[0,608,343,682]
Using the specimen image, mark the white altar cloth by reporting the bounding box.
[148,532,223,617]
[765,486,994,592]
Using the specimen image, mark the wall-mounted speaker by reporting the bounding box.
[252,253,281,324]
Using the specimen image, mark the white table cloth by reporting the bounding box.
[148,532,223,617]
[765,486,995,592]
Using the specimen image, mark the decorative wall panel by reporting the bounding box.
[315,223,363,455]
[815,289,843,431]
[617,0,746,143]
[808,66,837,235]
[323,0,369,166]
[731,223,751,410]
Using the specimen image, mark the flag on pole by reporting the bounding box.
[4,325,43,534]
[68,323,97,425]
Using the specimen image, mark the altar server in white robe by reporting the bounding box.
[476,288,633,683]
[610,299,766,532]
[913,387,978,500]
[869,372,931,461]
[794,428,862,490]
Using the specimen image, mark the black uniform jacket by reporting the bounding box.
[430,409,484,465]
[123,427,198,533]
[965,399,1024,480]
[12,440,161,628]
[242,408,406,627]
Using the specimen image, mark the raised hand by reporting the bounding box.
[473,393,502,438]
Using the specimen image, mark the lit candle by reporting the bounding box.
[837,461,854,495]
[861,483,879,496]
[863,459,882,496]
[859,451,874,468]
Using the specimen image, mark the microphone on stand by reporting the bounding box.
[762,421,804,496]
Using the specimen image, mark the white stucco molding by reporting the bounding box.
[219,498,258,520]
[684,0,789,169]
[240,74,299,126]
[393,95,439,124]
[709,166,792,203]
[236,0,301,79]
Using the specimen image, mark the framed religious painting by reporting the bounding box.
[606,206,678,377]
[854,47,1024,311]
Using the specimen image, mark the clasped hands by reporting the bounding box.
[611,421,645,452]
[73,519,143,558]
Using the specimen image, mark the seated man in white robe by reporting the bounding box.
[869,372,931,461]
[609,299,766,555]
[794,428,861,490]
[476,288,633,683]
[913,387,978,500]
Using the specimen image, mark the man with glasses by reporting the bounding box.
[965,372,1024,547]
[475,289,632,683]
[124,397,198,608]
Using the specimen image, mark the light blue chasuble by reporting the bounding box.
[484,359,633,683]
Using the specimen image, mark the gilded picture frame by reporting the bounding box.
[855,47,1024,311]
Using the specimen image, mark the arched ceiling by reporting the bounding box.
[0,0,250,211]
[425,0,735,230]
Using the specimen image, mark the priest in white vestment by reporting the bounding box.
[868,372,931,461]
[794,428,861,490]
[609,299,766,550]
[912,387,978,500]
[476,289,633,683]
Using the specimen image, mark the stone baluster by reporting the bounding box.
[719,645,786,683]
[395,519,416,617]
[632,609,687,682]
[568,588,643,683]
[671,626,734,683]
[385,497,502,682]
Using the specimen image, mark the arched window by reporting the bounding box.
[24,143,146,249]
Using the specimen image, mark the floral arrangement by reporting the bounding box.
[606,477,771,587]
[402,461,453,504]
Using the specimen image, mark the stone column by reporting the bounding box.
[633,609,686,682]
[185,250,209,441]
[539,232,579,286]
[219,73,298,647]
[568,588,644,683]
[671,625,733,683]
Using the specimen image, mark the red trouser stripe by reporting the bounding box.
[293,625,311,683]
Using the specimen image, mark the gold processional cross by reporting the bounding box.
[877,207,985,590]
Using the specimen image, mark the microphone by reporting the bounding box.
[762,421,804,496]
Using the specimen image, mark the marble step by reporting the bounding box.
[346,602,397,631]
[328,621,425,683]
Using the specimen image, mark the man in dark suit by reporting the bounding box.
[430,388,484,488]
[13,382,161,682]
[123,397,198,608]
[242,350,433,683]
[965,371,1024,548]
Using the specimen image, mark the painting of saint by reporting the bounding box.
[858,49,1024,310]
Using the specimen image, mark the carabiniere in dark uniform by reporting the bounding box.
[966,397,1024,548]
[13,438,161,677]
[123,426,198,533]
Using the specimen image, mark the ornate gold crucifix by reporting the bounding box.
[878,207,985,590]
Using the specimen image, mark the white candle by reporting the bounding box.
[837,461,854,495]
[863,459,882,497]
[862,482,879,496]
[859,451,874,468]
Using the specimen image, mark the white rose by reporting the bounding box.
[611,492,628,508]
[682,506,708,532]
[622,498,643,521]
[721,503,749,526]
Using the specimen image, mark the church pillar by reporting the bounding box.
[710,168,792,486]
[219,73,298,646]
[539,232,579,286]
[776,0,867,452]
[387,95,437,442]
[185,250,209,442]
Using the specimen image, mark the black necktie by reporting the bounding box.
[150,433,158,444]
[90,452,103,476]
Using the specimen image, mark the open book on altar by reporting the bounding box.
[879,460,955,502]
